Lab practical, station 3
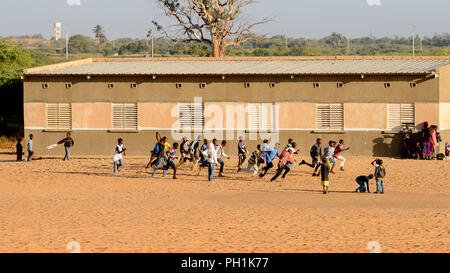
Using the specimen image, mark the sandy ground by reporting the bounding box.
[0,154,449,253]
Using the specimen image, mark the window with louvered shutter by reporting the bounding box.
[178,102,205,131]
[248,103,274,132]
[46,103,71,130]
[387,104,415,131]
[112,103,138,130]
[316,104,344,131]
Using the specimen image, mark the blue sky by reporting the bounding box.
[1,0,449,39]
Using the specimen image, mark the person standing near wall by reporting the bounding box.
[422,122,432,160]
[401,124,414,159]
[27,134,34,162]
[58,132,74,161]
[16,137,23,162]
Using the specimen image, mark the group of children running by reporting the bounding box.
[112,133,386,195]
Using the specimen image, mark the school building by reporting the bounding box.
[23,56,450,157]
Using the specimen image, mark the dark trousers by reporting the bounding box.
[17,151,22,161]
[27,151,34,161]
[304,155,320,173]
[164,160,177,178]
[217,158,225,173]
[259,162,274,177]
[271,165,290,181]
[238,154,246,167]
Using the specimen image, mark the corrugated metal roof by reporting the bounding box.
[26,59,450,76]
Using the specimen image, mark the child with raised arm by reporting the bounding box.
[371,159,386,194]
[113,138,126,175]
[333,140,350,171]
[58,132,75,161]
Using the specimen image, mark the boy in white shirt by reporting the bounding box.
[207,139,218,182]
[323,141,337,174]
[216,140,230,177]
[113,138,126,175]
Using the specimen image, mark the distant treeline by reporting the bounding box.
[3,32,450,57]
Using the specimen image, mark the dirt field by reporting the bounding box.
[0,154,448,253]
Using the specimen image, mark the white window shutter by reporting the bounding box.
[388,104,414,131]
[316,104,343,131]
[329,104,344,131]
[400,104,415,125]
[248,103,274,132]
[112,103,137,130]
[46,103,71,130]
[178,102,204,131]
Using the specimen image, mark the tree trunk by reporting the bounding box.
[213,41,220,58]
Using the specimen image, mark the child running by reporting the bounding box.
[241,144,262,177]
[216,140,230,177]
[152,136,167,177]
[163,143,178,179]
[113,138,126,175]
[146,132,168,169]
[317,157,332,194]
[323,141,337,174]
[355,174,374,193]
[333,140,350,172]
[271,148,295,182]
[299,138,322,176]
[371,159,386,194]
[237,137,249,172]
[259,142,280,178]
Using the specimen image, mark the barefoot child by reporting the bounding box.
[113,138,126,175]
[371,159,386,194]
[355,174,374,193]
[318,157,332,194]
[16,138,23,162]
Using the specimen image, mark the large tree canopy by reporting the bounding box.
[154,0,269,57]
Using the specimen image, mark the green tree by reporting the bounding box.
[69,35,97,54]
[93,25,107,44]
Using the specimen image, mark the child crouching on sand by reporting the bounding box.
[113,138,126,175]
[355,174,374,193]
[318,157,332,194]
[371,159,386,194]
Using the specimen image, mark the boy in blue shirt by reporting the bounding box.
[259,142,280,178]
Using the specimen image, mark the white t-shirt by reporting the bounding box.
[324,146,335,159]
[113,144,123,161]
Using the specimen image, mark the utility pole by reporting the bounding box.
[347,38,350,55]
[412,26,416,56]
[65,32,69,59]
[152,36,154,58]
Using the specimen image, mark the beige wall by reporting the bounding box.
[415,103,440,129]
[72,103,111,129]
[344,103,386,130]
[24,103,46,129]
[138,102,178,129]
[278,102,315,129]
